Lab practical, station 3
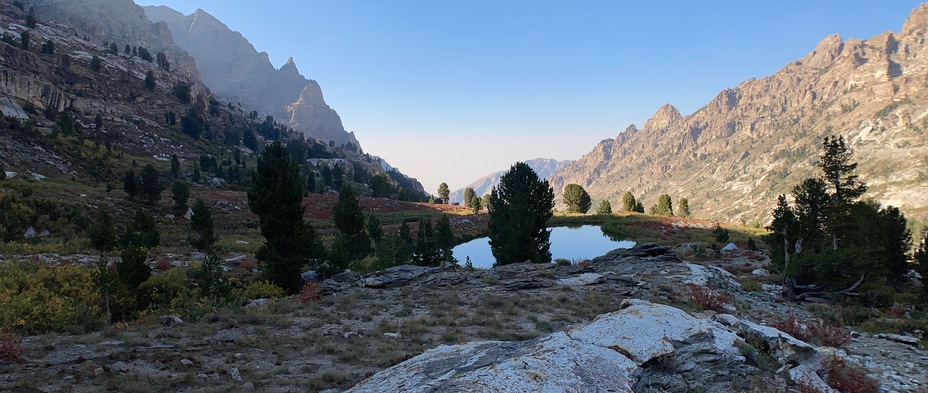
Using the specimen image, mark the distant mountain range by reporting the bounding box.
[449,158,573,204]
[551,4,928,223]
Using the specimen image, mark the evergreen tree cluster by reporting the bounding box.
[764,136,911,299]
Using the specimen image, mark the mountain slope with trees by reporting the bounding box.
[143,6,361,149]
[551,5,928,224]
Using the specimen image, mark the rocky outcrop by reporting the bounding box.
[551,4,928,222]
[143,6,360,147]
[349,299,842,392]
[448,158,574,203]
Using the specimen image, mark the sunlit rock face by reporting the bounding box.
[143,6,360,147]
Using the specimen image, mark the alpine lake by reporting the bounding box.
[452,225,635,269]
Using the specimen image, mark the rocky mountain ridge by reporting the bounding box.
[449,158,573,204]
[0,0,425,198]
[551,4,928,223]
[142,5,361,148]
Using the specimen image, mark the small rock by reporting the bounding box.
[246,298,270,308]
[165,214,175,219]
[383,332,402,339]
[181,358,194,366]
[225,254,246,264]
[751,269,769,276]
[160,316,185,326]
[343,331,361,339]
[184,207,194,219]
[93,367,104,376]
[240,382,255,390]
[229,367,242,381]
[236,240,249,245]
[876,333,921,347]
[24,226,37,238]
[111,361,129,373]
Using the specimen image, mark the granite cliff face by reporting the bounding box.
[449,158,573,204]
[143,6,360,148]
[31,0,199,79]
[551,4,928,223]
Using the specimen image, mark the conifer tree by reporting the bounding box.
[123,168,140,200]
[248,141,323,291]
[562,184,592,214]
[437,183,450,204]
[189,199,216,252]
[488,162,554,265]
[171,180,189,209]
[140,164,163,205]
[88,208,117,252]
[472,195,482,214]
[367,215,383,246]
[677,197,690,217]
[597,200,612,215]
[333,186,369,259]
[653,194,674,216]
[413,219,439,266]
[622,192,637,212]
[463,188,476,208]
[170,154,180,177]
[436,214,455,262]
[145,71,155,91]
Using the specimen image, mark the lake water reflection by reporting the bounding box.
[453,225,635,269]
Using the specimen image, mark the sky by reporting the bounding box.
[133,0,925,194]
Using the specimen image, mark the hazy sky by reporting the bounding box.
[134,1,924,193]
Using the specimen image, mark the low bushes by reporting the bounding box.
[0,261,102,334]
[773,312,851,347]
[673,283,731,312]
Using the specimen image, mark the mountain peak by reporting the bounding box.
[642,104,682,131]
[804,34,844,67]
[903,3,928,36]
[280,57,300,74]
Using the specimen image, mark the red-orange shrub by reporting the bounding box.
[825,356,879,393]
[683,284,731,312]
[299,281,324,303]
[773,313,850,347]
[0,331,22,361]
[154,259,172,271]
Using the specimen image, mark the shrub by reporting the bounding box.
[0,330,22,361]
[773,312,851,347]
[825,356,879,393]
[681,284,731,312]
[154,259,172,271]
[0,262,101,333]
[299,281,324,303]
[244,280,284,299]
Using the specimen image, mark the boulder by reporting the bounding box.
[876,333,922,347]
[359,265,441,288]
[110,361,129,373]
[351,300,759,392]
[714,314,817,365]
[349,332,637,393]
[159,316,185,326]
[569,299,741,364]
[322,271,361,293]
[555,272,606,286]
